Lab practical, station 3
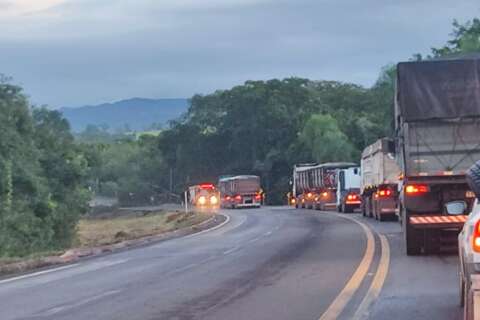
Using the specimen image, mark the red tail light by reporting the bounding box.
[405,184,429,195]
[225,195,231,201]
[473,220,480,253]
[235,195,242,201]
[347,194,359,200]
[255,194,261,200]
[378,189,392,197]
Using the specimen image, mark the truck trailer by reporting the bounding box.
[218,175,262,209]
[396,57,480,255]
[361,138,401,221]
[293,162,358,211]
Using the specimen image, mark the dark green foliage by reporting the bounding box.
[0,79,89,257]
[158,78,388,204]
[80,134,169,206]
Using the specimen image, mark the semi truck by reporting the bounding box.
[187,183,220,209]
[293,162,358,210]
[396,57,480,255]
[361,138,401,221]
[218,175,262,209]
[292,163,318,209]
[336,166,362,213]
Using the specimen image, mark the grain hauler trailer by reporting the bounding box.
[396,57,480,255]
[218,175,262,209]
[293,162,357,210]
[292,163,318,208]
[361,138,401,221]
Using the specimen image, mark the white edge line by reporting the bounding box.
[0,263,79,285]
[183,213,231,239]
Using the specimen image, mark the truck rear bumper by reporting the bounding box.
[236,203,261,208]
[409,215,468,229]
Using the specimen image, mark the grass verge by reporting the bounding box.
[0,210,213,276]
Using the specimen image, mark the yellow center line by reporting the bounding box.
[352,233,390,320]
[318,215,375,320]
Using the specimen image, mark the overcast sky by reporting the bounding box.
[0,0,479,108]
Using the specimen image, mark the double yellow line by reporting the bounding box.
[318,214,390,320]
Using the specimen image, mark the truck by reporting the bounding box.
[293,162,358,210]
[395,57,480,255]
[187,183,220,209]
[361,138,401,221]
[336,165,362,213]
[218,175,262,209]
[292,163,318,209]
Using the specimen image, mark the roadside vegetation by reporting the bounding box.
[0,18,478,258]
[77,210,210,248]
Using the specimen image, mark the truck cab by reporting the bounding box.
[336,167,361,213]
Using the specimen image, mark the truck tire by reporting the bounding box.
[366,197,373,218]
[403,209,421,255]
[464,279,472,320]
[460,274,465,308]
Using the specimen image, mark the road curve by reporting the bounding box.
[0,207,373,320]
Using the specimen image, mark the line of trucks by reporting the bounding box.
[292,55,480,256]
[187,175,262,210]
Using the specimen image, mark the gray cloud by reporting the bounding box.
[0,0,478,107]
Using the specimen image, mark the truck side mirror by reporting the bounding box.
[467,160,480,199]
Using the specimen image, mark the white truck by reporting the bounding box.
[361,138,401,221]
[336,166,362,213]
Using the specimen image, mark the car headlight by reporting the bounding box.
[210,195,218,205]
[198,196,206,205]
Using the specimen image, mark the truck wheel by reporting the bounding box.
[367,198,373,218]
[464,279,472,320]
[405,226,421,255]
[460,275,465,307]
[403,209,421,255]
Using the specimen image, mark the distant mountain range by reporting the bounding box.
[60,98,189,132]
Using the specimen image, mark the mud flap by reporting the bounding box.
[466,275,480,320]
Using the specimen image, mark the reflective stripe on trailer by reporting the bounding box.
[409,215,468,225]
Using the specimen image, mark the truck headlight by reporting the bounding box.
[198,196,206,205]
[210,195,218,205]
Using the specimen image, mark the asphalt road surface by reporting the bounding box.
[0,207,462,320]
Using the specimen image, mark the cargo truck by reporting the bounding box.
[293,162,357,210]
[395,57,480,255]
[218,175,262,209]
[336,166,362,213]
[188,183,220,209]
[361,138,401,221]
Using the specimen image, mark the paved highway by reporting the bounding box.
[0,207,462,320]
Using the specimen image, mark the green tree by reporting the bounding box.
[431,18,480,57]
[300,114,356,163]
[0,78,90,256]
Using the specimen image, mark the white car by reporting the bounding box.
[459,199,480,319]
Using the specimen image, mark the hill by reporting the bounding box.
[60,98,189,132]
